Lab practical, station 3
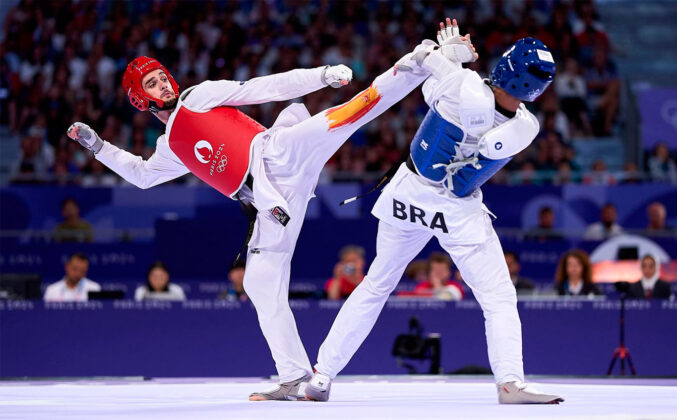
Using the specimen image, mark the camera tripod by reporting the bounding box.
[606,293,636,376]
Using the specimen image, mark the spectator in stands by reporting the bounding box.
[54,197,94,243]
[44,252,100,302]
[81,159,118,187]
[326,245,366,300]
[0,0,624,186]
[9,128,52,184]
[583,159,616,185]
[646,202,675,235]
[134,261,185,301]
[525,206,565,241]
[405,260,428,283]
[553,161,574,185]
[504,251,535,294]
[515,161,539,185]
[50,146,80,186]
[585,46,619,136]
[219,260,248,302]
[554,57,592,137]
[554,249,602,296]
[411,253,464,300]
[627,255,673,300]
[537,93,570,141]
[647,142,677,184]
[620,161,642,184]
[573,0,611,61]
[400,259,428,293]
[584,203,624,240]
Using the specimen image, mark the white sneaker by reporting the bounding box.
[497,381,564,404]
[305,372,332,402]
[249,374,311,401]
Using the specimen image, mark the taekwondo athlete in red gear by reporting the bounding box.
[305,19,564,405]
[67,35,462,401]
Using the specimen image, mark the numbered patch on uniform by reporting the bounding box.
[468,114,486,127]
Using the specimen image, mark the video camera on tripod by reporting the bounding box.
[392,316,441,374]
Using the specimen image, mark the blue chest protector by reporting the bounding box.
[410,108,511,197]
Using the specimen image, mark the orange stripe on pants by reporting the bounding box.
[325,85,382,130]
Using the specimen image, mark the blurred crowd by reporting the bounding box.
[3,0,677,186]
[375,245,673,301]
[38,194,671,303]
[524,201,674,242]
[41,246,674,303]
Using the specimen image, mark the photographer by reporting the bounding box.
[325,246,366,300]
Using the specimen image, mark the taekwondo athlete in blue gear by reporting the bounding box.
[408,37,555,198]
[307,31,564,405]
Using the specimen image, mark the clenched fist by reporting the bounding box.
[321,64,353,88]
[67,122,104,154]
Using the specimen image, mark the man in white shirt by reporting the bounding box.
[583,203,623,240]
[44,252,101,302]
[66,33,455,400]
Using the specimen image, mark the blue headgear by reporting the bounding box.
[490,37,556,102]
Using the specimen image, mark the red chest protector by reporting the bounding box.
[167,105,265,198]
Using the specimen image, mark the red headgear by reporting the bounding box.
[122,56,179,112]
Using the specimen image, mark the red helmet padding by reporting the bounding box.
[122,56,180,111]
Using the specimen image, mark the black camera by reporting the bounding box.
[614,281,630,294]
[392,316,441,374]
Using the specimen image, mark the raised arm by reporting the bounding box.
[67,122,189,189]
[422,18,478,109]
[183,65,353,110]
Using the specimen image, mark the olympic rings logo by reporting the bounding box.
[216,155,228,173]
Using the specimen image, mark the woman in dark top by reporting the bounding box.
[134,261,186,301]
[628,255,673,299]
[554,249,602,296]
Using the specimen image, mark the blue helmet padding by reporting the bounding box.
[490,37,556,102]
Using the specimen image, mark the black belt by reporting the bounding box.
[233,172,291,266]
[245,173,254,190]
[406,155,418,175]
[233,173,256,267]
[338,151,411,206]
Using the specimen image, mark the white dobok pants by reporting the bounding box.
[242,67,429,382]
[315,165,525,384]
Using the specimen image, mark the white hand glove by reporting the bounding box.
[436,18,477,63]
[321,64,353,88]
[67,122,104,154]
[394,39,438,76]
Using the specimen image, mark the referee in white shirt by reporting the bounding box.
[43,252,101,302]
